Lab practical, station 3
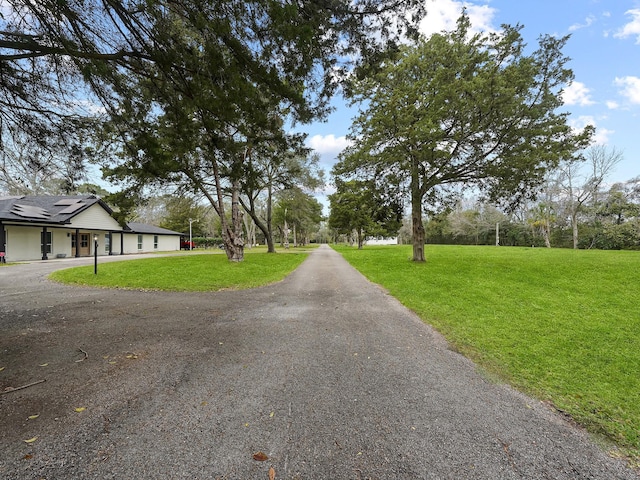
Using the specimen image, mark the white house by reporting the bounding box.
[364,236,398,246]
[0,195,181,262]
[122,222,183,254]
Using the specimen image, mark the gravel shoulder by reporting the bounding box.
[0,245,637,479]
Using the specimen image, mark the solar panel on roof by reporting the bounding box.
[54,199,80,206]
[11,204,51,219]
[58,202,86,214]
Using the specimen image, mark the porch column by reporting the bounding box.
[0,220,6,263]
[75,228,80,258]
[120,232,124,255]
[41,227,48,260]
[108,232,113,255]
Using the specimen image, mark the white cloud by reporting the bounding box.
[562,81,595,106]
[307,134,350,156]
[71,99,107,115]
[593,127,615,145]
[614,9,640,43]
[606,100,620,110]
[570,115,613,145]
[419,0,497,37]
[569,15,596,32]
[614,76,640,104]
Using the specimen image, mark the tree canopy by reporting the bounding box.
[273,188,323,247]
[334,13,594,261]
[239,142,324,253]
[328,179,402,248]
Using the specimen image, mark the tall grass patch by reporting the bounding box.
[333,244,640,458]
[50,251,309,291]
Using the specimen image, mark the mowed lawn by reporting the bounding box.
[333,244,640,460]
[49,248,310,291]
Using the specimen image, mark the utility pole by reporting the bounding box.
[189,218,194,250]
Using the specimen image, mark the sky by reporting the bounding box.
[306,0,640,208]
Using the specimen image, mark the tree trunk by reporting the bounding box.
[239,195,274,253]
[572,213,579,249]
[266,185,275,253]
[410,156,425,262]
[357,228,364,249]
[283,219,289,249]
[242,213,255,249]
[222,179,245,262]
[203,155,244,261]
[542,222,551,248]
[412,213,425,261]
[265,230,275,251]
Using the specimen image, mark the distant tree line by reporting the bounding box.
[407,173,640,250]
[330,142,639,251]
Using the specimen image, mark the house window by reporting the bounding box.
[104,234,110,253]
[137,234,143,250]
[154,235,159,250]
[41,231,52,254]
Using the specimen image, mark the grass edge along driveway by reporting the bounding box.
[49,248,311,291]
[332,244,640,464]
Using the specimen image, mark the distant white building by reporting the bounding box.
[123,222,183,255]
[364,236,398,246]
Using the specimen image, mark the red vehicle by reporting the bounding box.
[180,239,195,250]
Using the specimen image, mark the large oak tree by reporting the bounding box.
[334,13,593,262]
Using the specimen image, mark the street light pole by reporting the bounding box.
[93,234,99,275]
[189,218,194,251]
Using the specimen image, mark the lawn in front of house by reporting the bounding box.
[333,243,640,461]
[49,248,310,291]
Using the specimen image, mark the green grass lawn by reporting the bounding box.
[333,244,640,461]
[49,248,310,291]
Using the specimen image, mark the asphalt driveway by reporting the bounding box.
[0,245,637,479]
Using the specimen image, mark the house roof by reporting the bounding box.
[0,195,183,236]
[125,222,182,236]
[0,195,113,224]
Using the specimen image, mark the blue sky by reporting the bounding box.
[306,0,640,198]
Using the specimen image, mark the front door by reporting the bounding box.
[72,233,91,257]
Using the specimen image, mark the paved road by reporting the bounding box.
[0,250,202,310]
[0,245,637,479]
